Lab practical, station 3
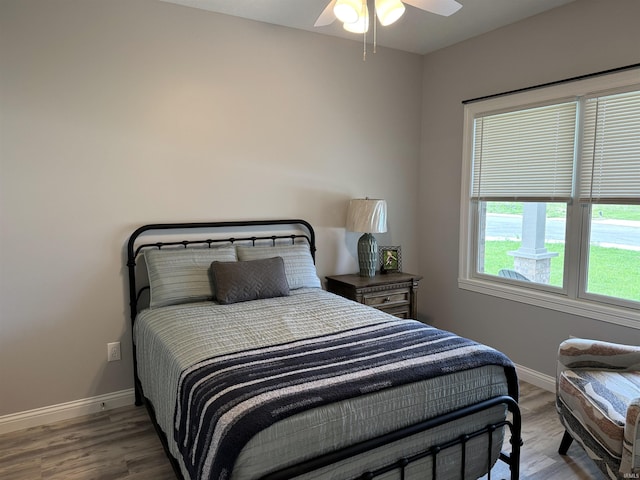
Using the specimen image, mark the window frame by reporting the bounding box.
[459,69,640,329]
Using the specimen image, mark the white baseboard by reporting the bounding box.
[0,388,135,435]
[515,363,555,392]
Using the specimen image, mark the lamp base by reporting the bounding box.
[357,233,378,277]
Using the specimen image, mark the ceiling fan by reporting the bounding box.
[314,0,462,29]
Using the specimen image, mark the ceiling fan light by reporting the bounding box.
[375,0,405,26]
[334,0,361,24]
[343,5,369,33]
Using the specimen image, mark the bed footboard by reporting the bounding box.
[142,392,520,480]
[261,395,521,480]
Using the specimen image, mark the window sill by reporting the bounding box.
[458,278,639,330]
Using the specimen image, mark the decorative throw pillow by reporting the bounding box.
[210,257,290,305]
[144,245,237,308]
[236,244,321,290]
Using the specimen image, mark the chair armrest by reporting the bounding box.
[623,399,640,472]
[558,338,640,372]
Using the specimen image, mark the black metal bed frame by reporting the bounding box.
[126,219,522,480]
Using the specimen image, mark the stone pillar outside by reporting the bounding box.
[511,252,557,283]
[508,203,558,283]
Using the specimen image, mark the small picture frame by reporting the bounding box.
[379,246,402,273]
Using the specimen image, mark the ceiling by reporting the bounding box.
[159,0,576,55]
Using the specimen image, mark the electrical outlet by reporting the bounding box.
[107,342,121,362]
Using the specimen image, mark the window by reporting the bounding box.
[579,90,640,306]
[459,68,640,328]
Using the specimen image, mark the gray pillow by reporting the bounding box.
[236,244,321,290]
[144,246,237,308]
[211,257,290,305]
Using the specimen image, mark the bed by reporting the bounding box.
[126,219,521,480]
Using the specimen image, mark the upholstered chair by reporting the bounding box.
[556,338,640,479]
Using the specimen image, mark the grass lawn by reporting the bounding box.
[483,240,640,303]
[487,203,640,221]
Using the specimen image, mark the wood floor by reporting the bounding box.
[0,382,604,480]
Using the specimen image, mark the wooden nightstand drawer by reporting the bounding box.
[380,305,411,318]
[362,289,410,309]
[325,272,422,319]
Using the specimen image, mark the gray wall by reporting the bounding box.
[2,0,639,419]
[418,0,640,379]
[0,0,422,416]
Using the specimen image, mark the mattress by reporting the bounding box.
[133,288,514,480]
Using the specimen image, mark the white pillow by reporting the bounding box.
[144,246,237,308]
[236,244,321,290]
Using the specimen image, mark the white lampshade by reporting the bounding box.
[375,0,405,26]
[334,0,362,24]
[346,199,387,233]
[343,5,369,33]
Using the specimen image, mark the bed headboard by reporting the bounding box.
[126,219,316,326]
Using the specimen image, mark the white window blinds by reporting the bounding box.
[579,88,640,204]
[471,102,577,201]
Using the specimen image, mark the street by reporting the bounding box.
[486,214,640,250]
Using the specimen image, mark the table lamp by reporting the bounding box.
[346,198,387,277]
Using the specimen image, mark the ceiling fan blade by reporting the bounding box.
[314,0,338,27]
[402,0,462,17]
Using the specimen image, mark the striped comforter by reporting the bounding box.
[174,319,518,480]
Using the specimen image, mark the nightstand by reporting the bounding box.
[325,272,423,319]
